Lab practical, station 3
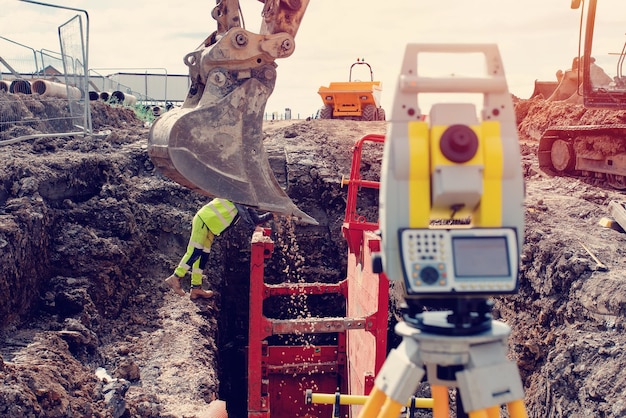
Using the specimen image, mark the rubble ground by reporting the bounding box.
[0,91,625,417]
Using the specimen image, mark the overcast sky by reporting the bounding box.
[1,0,583,118]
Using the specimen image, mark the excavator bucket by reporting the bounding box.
[148,68,316,223]
[147,0,316,224]
[529,80,559,99]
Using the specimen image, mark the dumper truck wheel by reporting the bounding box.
[362,105,376,121]
[376,107,386,121]
[319,105,333,119]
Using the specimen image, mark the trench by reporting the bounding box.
[211,139,403,417]
[209,196,580,418]
[214,220,349,418]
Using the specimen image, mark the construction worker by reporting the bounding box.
[164,198,273,299]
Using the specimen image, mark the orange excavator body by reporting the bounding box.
[537,0,626,189]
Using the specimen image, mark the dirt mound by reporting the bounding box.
[0,90,142,140]
[0,92,625,417]
[509,96,626,417]
[514,95,626,142]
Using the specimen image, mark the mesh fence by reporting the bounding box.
[59,14,90,133]
[0,36,40,75]
[40,50,65,75]
[0,14,90,144]
[88,71,147,104]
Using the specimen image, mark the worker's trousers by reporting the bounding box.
[174,213,215,286]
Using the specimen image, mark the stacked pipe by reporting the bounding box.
[3,78,137,107]
[111,90,137,106]
[4,79,84,100]
[98,91,137,106]
[31,79,82,100]
[9,79,31,94]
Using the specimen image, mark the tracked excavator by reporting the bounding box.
[147,0,317,223]
[538,0,626,189]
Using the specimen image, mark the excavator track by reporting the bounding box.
[538,124,626,189]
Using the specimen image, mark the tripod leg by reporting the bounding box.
[506,400,528,418]
[432,385,449,418]
[379,397,404,418]
[358,337,425,418]
[486,405,500,417]
[358,387,387,418]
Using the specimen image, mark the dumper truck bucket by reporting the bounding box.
[148,71,317,225]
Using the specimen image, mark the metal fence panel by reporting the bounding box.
[0,14,90,145]
[59,14,91,133]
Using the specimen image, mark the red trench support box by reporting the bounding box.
[247,134,389,418]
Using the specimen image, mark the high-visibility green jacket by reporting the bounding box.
[197,198,239,235]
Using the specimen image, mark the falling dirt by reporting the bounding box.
[1,89,626,418]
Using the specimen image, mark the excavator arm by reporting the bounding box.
[148,0,316,224]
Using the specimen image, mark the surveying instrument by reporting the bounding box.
[360,44,528,418]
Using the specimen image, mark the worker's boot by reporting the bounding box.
[164,274,185,296]
[190,286,214,300]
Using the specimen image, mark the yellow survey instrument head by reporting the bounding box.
[378,43,525,299]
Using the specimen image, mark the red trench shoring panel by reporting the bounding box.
[247,134,389,418]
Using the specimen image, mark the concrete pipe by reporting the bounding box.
[99,91,111,101]
[9,79,32,94]
[89,91,100,101]
[111,91,137,106]
[0,80,9,92]
[152,106,163,117]
[31,79,81,100]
